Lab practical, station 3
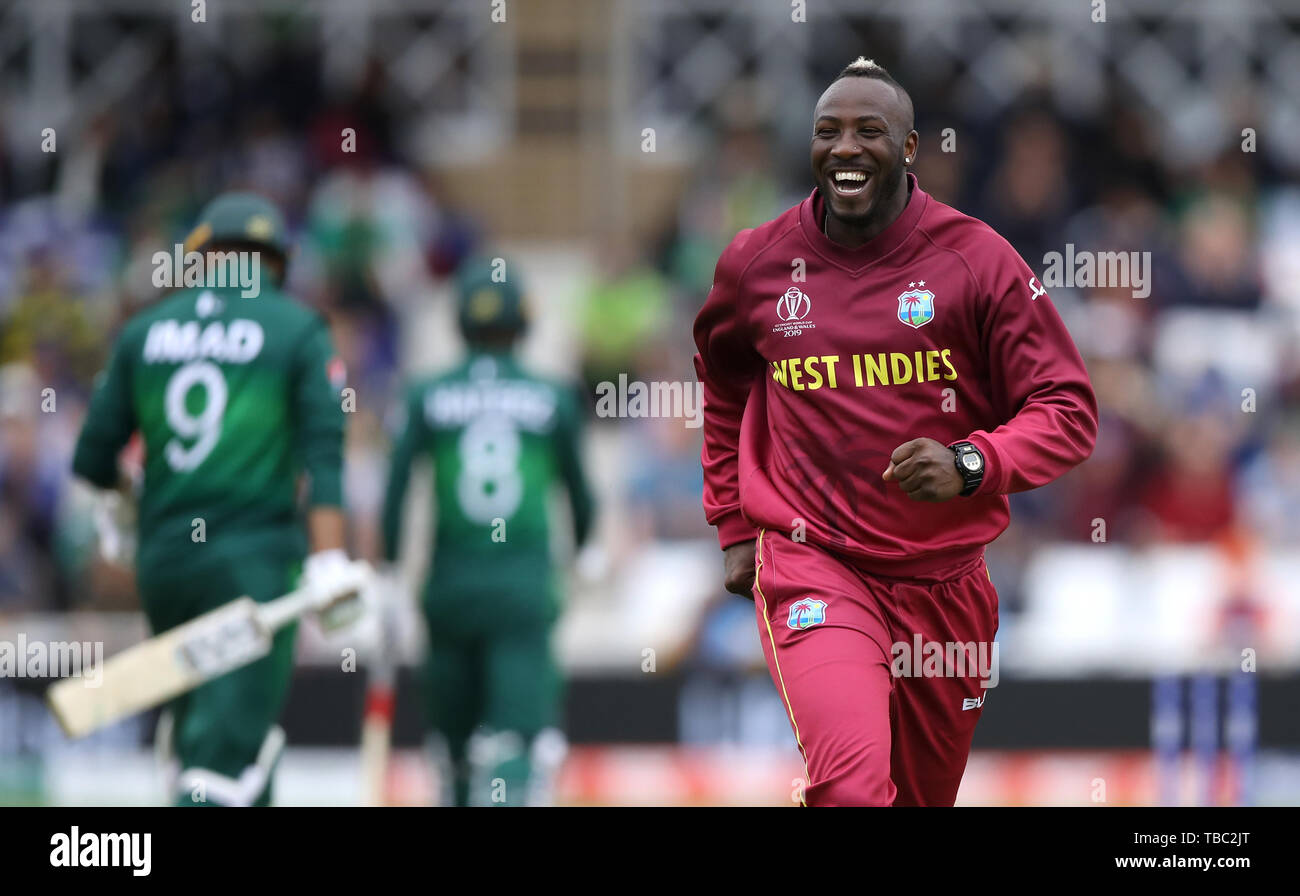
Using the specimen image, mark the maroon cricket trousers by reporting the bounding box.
[753,528,1000,806]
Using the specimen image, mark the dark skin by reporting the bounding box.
[723,540,758,597]
[719,77,963,599]
[882,438,965,501]
[810,76,918,248]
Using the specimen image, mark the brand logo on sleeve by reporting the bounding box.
[787,598,827,630]
[773,287,816,337]
[897,281,935,329]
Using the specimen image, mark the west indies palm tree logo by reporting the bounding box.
[896,280,935,329]
[787,598,827,630]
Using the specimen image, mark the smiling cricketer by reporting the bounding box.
[692,58,1098,806]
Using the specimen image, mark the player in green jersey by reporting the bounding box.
[382,257,594,806]
[72,193,365,806]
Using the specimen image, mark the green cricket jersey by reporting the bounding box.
[73,284,345,573]
[382,351,593,607]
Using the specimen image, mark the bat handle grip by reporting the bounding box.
[256,587,320,632]
[257,561,373,632]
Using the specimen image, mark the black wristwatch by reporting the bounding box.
[951,441,984,497]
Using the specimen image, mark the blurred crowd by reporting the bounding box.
[2,40,1297,654]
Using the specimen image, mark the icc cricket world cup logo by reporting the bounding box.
[777,287,812,322]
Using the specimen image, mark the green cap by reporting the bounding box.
[456,257,527,339]
[184,192,290,256]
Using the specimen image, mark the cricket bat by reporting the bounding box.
[359,577,400,806]
[47,583,352,739]
[359,653,396,806]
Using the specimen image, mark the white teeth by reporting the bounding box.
[834,171,867,182]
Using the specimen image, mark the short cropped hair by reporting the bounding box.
[830,57,914,131]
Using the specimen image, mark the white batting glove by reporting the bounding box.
[302,549,374,632]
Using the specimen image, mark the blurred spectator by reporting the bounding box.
[1238,413,1300,545]
[666,123,784,297]
[980,108,1075,268]
[1134,377,1246,544]
[625,417,710,543]
[1174,192,1260,309]
[0,247,103,392]
[578,235,673,394]
[0,365,65,610]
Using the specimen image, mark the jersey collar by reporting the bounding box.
[800,172,928,274]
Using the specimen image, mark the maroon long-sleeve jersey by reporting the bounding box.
[693,174,1098,575]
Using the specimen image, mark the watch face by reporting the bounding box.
[961,451,983,472]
